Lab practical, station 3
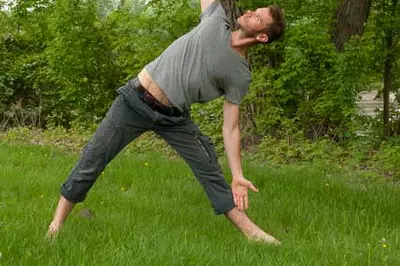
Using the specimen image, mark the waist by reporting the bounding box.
[138,69,172,107]
[131,79,182,117]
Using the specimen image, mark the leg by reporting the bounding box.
[226,208,281,244]
[155,122,234,214]
[154,121,280,244]
[61,96,148,203]
[48,95,149,236]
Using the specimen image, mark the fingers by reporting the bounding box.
[244,195,249,210]
[238,196,244,211]
[234,195,249,211]
[248,182,259,193]
[232,178,258,211]
[233,193,243,211]
[45,225,60,242]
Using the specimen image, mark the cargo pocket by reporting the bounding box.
[195,133,217,164]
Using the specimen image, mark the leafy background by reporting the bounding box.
[0,0,399,175]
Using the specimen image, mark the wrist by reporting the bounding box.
[232,175,244,180]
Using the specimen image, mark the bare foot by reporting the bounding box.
[225,208,281,245]
[245,231,282,245]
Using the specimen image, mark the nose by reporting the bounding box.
[242,10,253,21]
[246,10,256,18]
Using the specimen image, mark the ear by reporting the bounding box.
[256,33,268,43]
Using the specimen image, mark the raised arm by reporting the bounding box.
[201,0,217,12]
[223,100,258,211]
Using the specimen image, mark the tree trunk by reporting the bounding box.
[332,0,372,51]
[220,0,243,29]
[118,0,125,9]
[383,0,398,137]
[383,41,392,137]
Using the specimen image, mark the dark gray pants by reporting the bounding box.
[61,79,235,214]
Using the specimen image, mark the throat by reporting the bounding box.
[230,31,252,59]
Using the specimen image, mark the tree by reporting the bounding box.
[379,0,399,137]
[220,0,242,29]
[332,0,373,51]
[46,0,118,126]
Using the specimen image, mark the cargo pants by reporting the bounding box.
[61,78,235,215]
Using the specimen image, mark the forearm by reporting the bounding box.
[223,125,243,179]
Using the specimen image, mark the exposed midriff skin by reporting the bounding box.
[138,68,172,107]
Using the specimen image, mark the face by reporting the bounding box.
[237,7,272,42]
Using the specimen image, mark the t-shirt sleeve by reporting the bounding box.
[220,59,251,105]
[221,60,251,105]
[200,1,223,21]
[224,79,250,105]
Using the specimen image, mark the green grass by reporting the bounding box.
[0,141,399,265]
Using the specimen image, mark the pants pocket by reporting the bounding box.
[195,134,217,164]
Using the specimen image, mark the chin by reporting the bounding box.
[235,18,245,30]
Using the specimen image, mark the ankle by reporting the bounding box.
[226,208,260,234]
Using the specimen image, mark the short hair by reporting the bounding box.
[263,5,286,43]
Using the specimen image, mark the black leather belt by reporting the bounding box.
[134,82,182,117]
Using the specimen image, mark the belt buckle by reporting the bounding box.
[146,93,159,110]
[143,93,154,105]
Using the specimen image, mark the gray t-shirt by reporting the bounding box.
[145,1,251,112]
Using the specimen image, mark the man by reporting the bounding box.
[47,0,285,244]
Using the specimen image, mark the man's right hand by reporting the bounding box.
[231,177,259,211]
[46,221,62,239]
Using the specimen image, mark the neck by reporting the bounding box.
[230,30,259,58]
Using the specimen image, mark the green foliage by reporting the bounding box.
[108,0,198,80]
[191,99,224,151]
[0,0,400,155]
[44,0,119,126]
[0,0,200,129]
[0,126,174,157]
[3,125,400,184]
[0,0,52,127]
[251,128,400,182]
[240,0,338,27]
[239,0,400,142]
[252,133,344,165]
[243,19,368,140]
[372,138,400,181]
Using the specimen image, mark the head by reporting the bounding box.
[237,5,286,44]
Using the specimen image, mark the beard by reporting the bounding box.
[238,24,258,37]
[232,19,240,31]
[236,16,259,37]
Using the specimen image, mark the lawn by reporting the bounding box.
[0,142,399,265]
